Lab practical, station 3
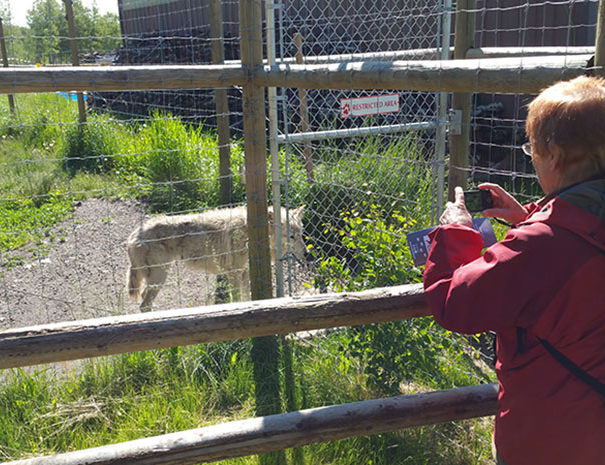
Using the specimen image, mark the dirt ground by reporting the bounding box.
[0,199,277,330]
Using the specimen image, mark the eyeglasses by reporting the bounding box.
[521,142,532,156]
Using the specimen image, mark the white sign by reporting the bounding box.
[340,94,400,118]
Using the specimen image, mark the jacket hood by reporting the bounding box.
[546,177,605,252]
[558,178,605,221]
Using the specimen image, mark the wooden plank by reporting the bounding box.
[227,46,592,65]
[466,46,595,58]
[0,64,245,93]
[258,55,591,93]
[0,284,429,369]
[239,0,283,427]
[294,32,314,183]
[0,55,590,95]
[2,383,498,465]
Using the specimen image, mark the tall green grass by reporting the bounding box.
[0,336,493,463]
[0,96,246,254]
[0,94,495,464]
[117,111,246,212]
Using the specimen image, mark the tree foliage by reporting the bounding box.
[24,0,120,64]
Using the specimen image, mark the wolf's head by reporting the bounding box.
[267,206,307,262]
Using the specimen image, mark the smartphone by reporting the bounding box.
[464,189,493,212]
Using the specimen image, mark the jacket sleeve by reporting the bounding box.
[423,223,548,334]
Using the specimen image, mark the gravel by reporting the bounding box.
[0,199,223,330]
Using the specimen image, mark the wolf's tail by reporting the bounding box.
[126,240,146,301]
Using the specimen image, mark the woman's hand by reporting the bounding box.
[478,182,529,224]
[440,186,473,227]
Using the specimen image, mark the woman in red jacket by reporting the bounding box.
[424,75,605,465]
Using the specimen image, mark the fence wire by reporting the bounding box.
[0,0,600,463]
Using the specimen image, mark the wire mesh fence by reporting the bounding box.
[0,0,600,462]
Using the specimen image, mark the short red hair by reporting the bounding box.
[526,75,605,182]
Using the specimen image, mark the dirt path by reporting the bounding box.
[0,199,222,330]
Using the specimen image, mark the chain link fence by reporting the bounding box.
[0,0,599,462]
[272,0,449,297]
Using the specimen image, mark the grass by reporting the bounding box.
[0,93,496,464]
[0,337,494,463]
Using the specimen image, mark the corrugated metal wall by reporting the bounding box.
[117,0,597,51]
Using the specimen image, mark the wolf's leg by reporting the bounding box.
[139,265,168,312]
[214,274,231,304]
[229,268,250,302]
[241,268,250,301]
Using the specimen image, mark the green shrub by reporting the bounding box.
[61,122,119,175]
[121,112,245,213]
[310,202,422,291]
[0,94,77,147]
[301,134,434,270]
[310,202,493,394]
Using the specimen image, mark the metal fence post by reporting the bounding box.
[266,0,285,298]
[435,0,452,218]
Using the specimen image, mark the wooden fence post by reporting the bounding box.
[210,0,233,304]
[239,1,285,463]
[210,0,233,205]
[0,18,14,113]
[63,0,87,124]
[447,0,476,200]
[595,0,605,77]
[294,32,314,183]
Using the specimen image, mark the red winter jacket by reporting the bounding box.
[423,179,605,465]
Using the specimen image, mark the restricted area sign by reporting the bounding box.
[340,93,400,118]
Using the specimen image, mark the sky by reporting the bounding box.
[7,0,119,27]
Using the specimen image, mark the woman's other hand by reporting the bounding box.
[440,186,473,227]
[478,182,529,224]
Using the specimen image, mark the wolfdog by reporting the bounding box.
[127,205,306,311]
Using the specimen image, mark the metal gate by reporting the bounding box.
[265,0,452,296]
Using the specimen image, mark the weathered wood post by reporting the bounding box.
[595,0,605,77]
[210,0,233,304]
[210,0,233,205]
[0,18,15,113]
[63,0,87,124]
[447,0,475,200]
[294,32,314,183]
[239,0,286,463]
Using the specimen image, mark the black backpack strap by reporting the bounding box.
[537,337,605,400]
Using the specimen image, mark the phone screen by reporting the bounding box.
[464,190,492,212]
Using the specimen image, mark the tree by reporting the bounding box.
[25,0,120,64]
[0,1,28,64]
[26,0,64,63]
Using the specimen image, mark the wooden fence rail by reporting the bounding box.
[0,283,429,369]
[2,383,498,465]
[2,4,603,462]
[0,54,592,95]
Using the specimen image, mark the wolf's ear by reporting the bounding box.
[292,205,305,220]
